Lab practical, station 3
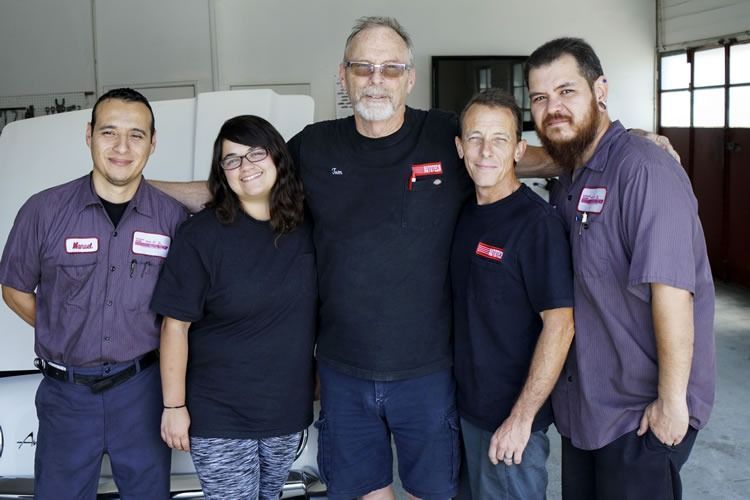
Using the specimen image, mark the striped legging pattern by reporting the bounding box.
[190,432,301,499]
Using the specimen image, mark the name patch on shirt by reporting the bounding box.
[476,242,504,262]
[65,237,99,254]
[411,162,443,177]
[132,231,171,258]
[577,187,607,213]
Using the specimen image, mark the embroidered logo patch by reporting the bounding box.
[132,231,171,258]
[577,187,607,213]
[475,242,504,262]
[65,237,98,254]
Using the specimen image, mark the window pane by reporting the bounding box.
[694,48,725,87]
[730,43,750,84]
[661,53,690,90]
[730,86,750,127]
[513,63,523,86]
[694,88,725,127]
[661,91,690,127]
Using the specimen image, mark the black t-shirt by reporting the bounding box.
[451,185,574,433]
[150,208,316,439]
[288,107,472,380]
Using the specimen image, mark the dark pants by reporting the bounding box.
[34,362,170,499]
[562,427,698,500]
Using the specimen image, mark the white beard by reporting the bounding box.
[352,87,396,122]
[354,98,395,122]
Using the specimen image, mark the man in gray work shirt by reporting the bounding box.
[526,37,715,499]
[0,88,187,499]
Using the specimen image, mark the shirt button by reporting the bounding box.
[104,336,111,342]
[110,266,116,272]
[104,367,111,374]
[567,195,573,201]
[567,375,573,382]
[113,231,118,237]
[106,300,113,306]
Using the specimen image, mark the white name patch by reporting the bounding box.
[577,187,607,213]
[65,237,99,253]
[132,231,171,258]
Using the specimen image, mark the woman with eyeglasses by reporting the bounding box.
[151,115,316,499]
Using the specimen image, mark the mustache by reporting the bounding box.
[543,112,572,127]
[361,87,391,98]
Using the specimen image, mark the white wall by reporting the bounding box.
[0,0,95,96]
[0,0,657,129]
[213,0,656,129]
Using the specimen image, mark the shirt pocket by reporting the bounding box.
[123,256,164,311]
[468,255,507,305]
[572,213,610,278]
[56,259,98,308]
[401,178,445,230]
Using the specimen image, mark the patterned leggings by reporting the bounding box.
[190,432,301,500]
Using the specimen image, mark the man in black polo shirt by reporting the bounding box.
[451,89,575,499]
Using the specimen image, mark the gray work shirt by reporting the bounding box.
[549,121,716,450]
[0,174,187,367]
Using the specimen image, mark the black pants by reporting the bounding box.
[562,427,698,500]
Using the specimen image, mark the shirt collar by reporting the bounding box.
[74,173,154,218]
[581,120,627,173]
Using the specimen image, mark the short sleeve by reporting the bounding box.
[0,196,44,292]
[150,221,210,322]
[518,213,575,313]
[620,154,699,300]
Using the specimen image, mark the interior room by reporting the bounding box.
[0,1,747,498]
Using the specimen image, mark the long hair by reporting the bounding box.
[206,115,304,236]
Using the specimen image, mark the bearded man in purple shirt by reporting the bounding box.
[525,38,715,499]
[0,88,187,499]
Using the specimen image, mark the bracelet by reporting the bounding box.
[163,404,186,409]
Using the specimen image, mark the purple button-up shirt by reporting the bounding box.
[549,121,716,450]
[0,174,187,367]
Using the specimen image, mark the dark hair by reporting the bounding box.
[91,88,155,136]
[459,89,523,141]
[344,16,414,65]
[206,115,304,236]
[524,37,604,88]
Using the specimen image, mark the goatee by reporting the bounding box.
[537,98,600,172]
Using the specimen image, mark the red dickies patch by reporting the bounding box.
[476,242,504,262]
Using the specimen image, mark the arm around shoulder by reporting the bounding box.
[148,179,210,214]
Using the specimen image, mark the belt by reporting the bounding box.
[34,350,158,394]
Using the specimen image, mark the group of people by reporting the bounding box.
[0,15,714,500]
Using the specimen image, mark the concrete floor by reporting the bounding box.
[392,281,750,499]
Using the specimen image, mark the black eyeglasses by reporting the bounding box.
[219,148,268,170]
[344,61,412,78]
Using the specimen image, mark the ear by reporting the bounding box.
[85,123,92,148]
[405,67,416,95]
[149,130,157,156]
[514,138,528,164]
[338,63,347,90]
[455,136,464,159]
[593,75,608,107]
